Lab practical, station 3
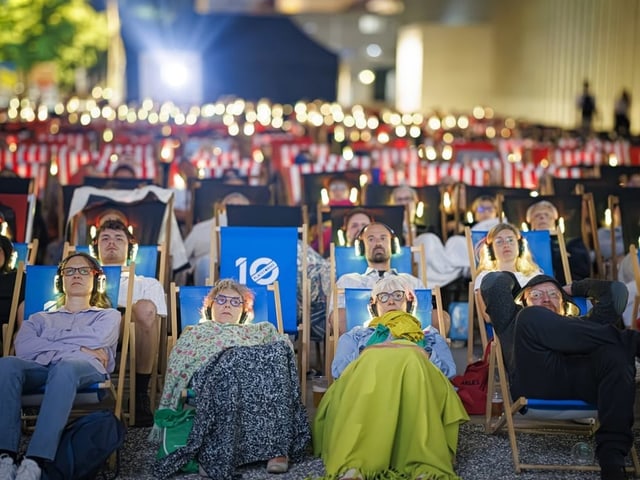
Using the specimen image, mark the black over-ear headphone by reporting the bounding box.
[205,301,249,324]
[486,229,525,261]
[368,292,416,317]
[354,222,401,257]
[55,252,106,295]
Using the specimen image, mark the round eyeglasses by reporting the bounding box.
[213,294,244,307]
[527,289,561,301]
[61,267,94,276]
[375,290,405,303]
[493,237,517,247]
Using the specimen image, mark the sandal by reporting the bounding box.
[266,456,289,474]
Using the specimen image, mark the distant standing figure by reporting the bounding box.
[614,89,631,138]
[577,80,597,136]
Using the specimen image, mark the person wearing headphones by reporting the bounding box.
[94,218,167,427]
[480,270,637,480]
[0,235,24,343]
[0,252,120,480]
[331,222,428,335]
[314,275,467,480]
[154,279,310,477]
[526,199,591,284]
[473,223,542,322]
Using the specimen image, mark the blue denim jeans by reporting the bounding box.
[0,357,107,459]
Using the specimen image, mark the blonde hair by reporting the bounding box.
[203,278,255,323]
[526,200,558,224]
[476,223,541,277]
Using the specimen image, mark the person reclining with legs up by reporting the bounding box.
[480,270,636,480]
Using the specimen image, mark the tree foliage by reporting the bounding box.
[0,0,108,90]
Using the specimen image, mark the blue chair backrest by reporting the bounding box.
[334,245,413,279]
[177,284,271,333]
[13,242,29,266]
[24,265,59,319]
[471,229,553,276]
[219,226,297,334]
[75,244,158,279]
[101,265,123,309]
[343,287,433,331]
[131,245,158,278]
[24,265,122,319]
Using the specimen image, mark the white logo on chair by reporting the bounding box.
[235,257,279,285]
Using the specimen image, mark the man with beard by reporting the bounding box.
[330,222,425,335]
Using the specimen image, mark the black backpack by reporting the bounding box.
[43,410,126,480]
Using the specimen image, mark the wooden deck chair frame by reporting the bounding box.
[609,192,640,282]
[496,193,599,278]
[484,334,640,475]
[210,225,310,404]
[629,245,640,328]
[4,261,136,427]
[464,226,574,365]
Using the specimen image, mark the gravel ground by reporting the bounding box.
[112,421,636,479]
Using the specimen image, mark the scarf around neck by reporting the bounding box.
[366,310,425,347]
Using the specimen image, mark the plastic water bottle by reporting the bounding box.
[571,441,594,465]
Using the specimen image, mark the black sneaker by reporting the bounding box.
[601,465,627,480]
[133,394,154,428]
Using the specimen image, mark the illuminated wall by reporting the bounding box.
[396,0,640,131]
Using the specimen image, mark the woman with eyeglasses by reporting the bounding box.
[313,276,468,480]
[0,252,120,480]
[154,278,310,478]
[473,223,542,324]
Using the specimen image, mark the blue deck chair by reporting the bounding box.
[169,282,285,403]
[343,287,439,332]
[216,225,310,403]
[168,282,283,355]
[12,239,38,266]
[332,244,427,286]
[4,262,135,424]
[485,335,640,475]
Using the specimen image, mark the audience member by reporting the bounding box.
[153,279,310,477]
[314,276,467,479]
[339,208,372,247]
[325,176,355,207]
[480,271,636,480]
[469,194,500,231]
[332,222,449,336]
[0,236,24,344]
[526,200,591,284]
[0,252,120,480]
[390,185,419,241]
[473,223,542,322]
[185,192,251,285]
[95,219,166,426]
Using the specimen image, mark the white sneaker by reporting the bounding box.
[15,459,40,480]
[0,455,17,480]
